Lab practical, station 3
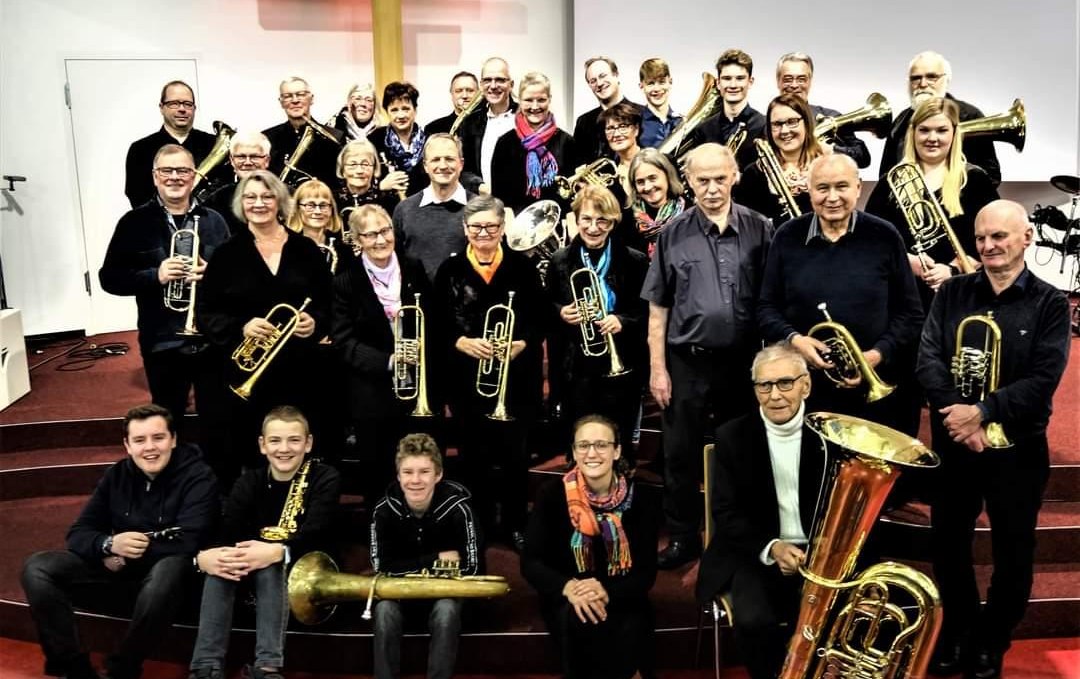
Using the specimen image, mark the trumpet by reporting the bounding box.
[394,293,434,417]
[476,291,516,421]
[957,98,1026,152]
[164,215,202,336]
[192,121,236,191]
[725,121,748,156]
[753,139,802,220]
[808,302,896,403]
[886,162,975,274]
[317,236,339,274]
[570,267,628,377]
[951,312,1012,448]
[814,92,892,141]
[281,115,343,184]
[555,158,618,201]
[230,297,312,401]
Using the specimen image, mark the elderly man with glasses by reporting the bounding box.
[200,130,272,233]
[263,76,344,187]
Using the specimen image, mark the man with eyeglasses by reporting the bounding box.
[263,76,343,187]
[125,80,220,208]
[425,71,480,136]
[696,343,825,679]
[101,144,230,424]
[458,58,518,186]
[879,51,1001,186]
[686,49,766,171]
[573,56,643,166]
[200,130,272,233]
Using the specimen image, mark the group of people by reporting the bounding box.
[20,45,1072,679]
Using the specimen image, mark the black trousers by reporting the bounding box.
[142,343,223,422]
[541,597,655,679]
[728,559,803,679]
[565,369,644,463]
[454,408,531,537]
[930,429,1049,654]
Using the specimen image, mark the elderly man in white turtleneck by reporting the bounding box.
[695,343,826,679]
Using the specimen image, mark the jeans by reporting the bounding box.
[189,563,289,671]
[373,598,462,679]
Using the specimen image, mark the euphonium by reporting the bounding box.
[164,215,202,336]
[753,139,802,220]
[658,72,722,160]
[808,302,896,403]
[281,115,343,184]
[886,162,975,274]
[951,312,1012,448]
[394,293,434,417]
[957,98,1026,152]
[504,200,564,284]
[288,551,509,625]
[260,459,311,541]
[779,412,942,679]
[570,267,628,377]
[192,121,236,191]
[476,291,516,421]
[814,92,892,141]
[230,297,312,401]
[555,158,618,201]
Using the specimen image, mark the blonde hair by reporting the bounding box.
[901,97,967,217]
[287,179,342,234]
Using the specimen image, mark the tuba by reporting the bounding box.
[808,302,896,403]
[281,115,343,184]
[957,98,1026,152]
[288,551,509,625]
[504,200,564,284]
[753,139,803,220]
[951,312,1012,448]
[570,267,629,377]
[555,158,619,201]
[779,412,942,679]
[192,121,236,191]
[394,293,434,417]
[814,93,892,141]
[164,215,202,336]
[886,162,975,274]
[476,291,516,421]
[230,297,312,401]
[658,72,722,161]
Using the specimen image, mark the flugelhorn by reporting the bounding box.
[394,293,434,417]
[658,72,722,161]
[477,291,515,421]
[951,311,1012,448]
[570,267,628,377]
[281,115,343,184]
[192,121,236,191]
[230,297,312,401]
[555,158,618,201]
[814,92,892,141]
[753,139,802,220]
[886,162,975,274]
[957,98,1026,152]
[808,302,896,403]
[164,215,202,336]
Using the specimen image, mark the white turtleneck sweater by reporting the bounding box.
[760,402,808,565]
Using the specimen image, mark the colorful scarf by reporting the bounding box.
[563,467,633,576]
[515,112,559,199]
[362,251,402,321]
[632,196,685,258]
[579,241,616,313]
[466,244,504,284]
[383,124,426,171]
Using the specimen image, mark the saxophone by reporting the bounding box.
[260,459,312,541]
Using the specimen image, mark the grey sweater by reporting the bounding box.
[392,188,477,280]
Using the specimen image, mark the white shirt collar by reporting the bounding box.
[419,183,467,207]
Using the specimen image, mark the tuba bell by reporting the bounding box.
[886,162,976,274]
[951,312,1012,448]
[957,98,1026,152]
[504,200,564,284]
[808,302,896,403]
[814,93,892,141]
[281,115,344,185]
[192,121,236,191]
[476,291,516,421]
[570,267,629,377]
[164,215,202,336]
[555,158,619,201]
[394,293,434,417]
[657,72,722,161]
[230,297,312,401]
[753,139,802,220]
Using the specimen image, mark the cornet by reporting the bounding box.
[476,291,516,421]
[951,312,1012,448]
[570,268,628,377]
[230,297,312,401]
[808,302,896,403]
[394,293,434,417]
[164,215,201,336]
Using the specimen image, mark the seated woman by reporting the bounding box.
[287,179,353,274]
[333,82,380,142]
[624,148,687,257]
[521,414,659,679]
[370,81,428,197]
[335,139,402,229]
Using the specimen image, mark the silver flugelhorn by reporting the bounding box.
[164,215,201,336]
[394,293,433,418]
[570,267,628,377]
[476,291,515,421]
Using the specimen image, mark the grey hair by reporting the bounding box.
[682,142,735,175]
[337,139,380,179]
[627,148,684,207]
[229,130,271,156]
[517,71,551,99]
[231,170,292,224]
[751,343,808,380]
[776,52,815,76]
[463,194,505,223]
[908,51,952,79]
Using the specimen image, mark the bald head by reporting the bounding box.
[808,153,858,185]
[974,199,1032,275]
[480,57,512,110]
[683,143,738,217]
[683,143,735,175]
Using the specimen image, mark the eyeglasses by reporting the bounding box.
[578,216,612,229]
[299,201,333,212]
[242,193,277,204]
[161,100,195,110]
[466,223,502,234]
[780,75,811,85]
[232,154,267,163]
[770,117,804,131]
[345,161,375,171]
[279,91,311,101]
[154,167,195,178]
[480,77,510,86]
[909,73,944,85]
[604,123,632,136]
[573,440,616,453]
[753,374,807,394]
[356,226,393,242]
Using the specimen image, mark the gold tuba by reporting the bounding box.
[753,139,802,220]
[570,267,629,377]
[288,551,509,625]
[164,215,202,336]
[957,98,1026,152]
[281,115,343,184]
[951,312,1012,448]
[658,72,722,160]
[555,158,618,201]
[192,121,236,191]
[808,302,896,403]
[260,459,311,541]
[779,412,942,679]
[476,291,516,421]
[394,293,434,417]
[230,297,312,401]
[886,162,976,274]
[814,93,892,141]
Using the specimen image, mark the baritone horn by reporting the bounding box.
[808,302,896,403]
[281,115,343,184]
[555,158,618,201]
[394,293,434,417]
[658,72,722,160]
[814,92,892,141]
[957,98,1026,152]
[570,267,628,377]
[476,291,516,421]
[886,162,975,274]
[951,312,1012,448]
[192,121,236,191]
[230,297,312,401]
[164,215,202,336]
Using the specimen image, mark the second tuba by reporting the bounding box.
[808,302,896,403]
[814,93,892,141]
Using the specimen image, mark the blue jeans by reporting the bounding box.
[189,563,288,671]
[373,598,462,679]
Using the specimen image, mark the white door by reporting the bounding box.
[66,58,200,335]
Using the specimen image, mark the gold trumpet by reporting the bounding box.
[570,268,628,377]
[886,162,975,274]
[164,215,202,336]
[753,139,802,220]
[808,302,896,403]
[288,551,509,625]
[281,115,343,184]
[477,291,516,421]
[230,297,312,401]
[394,293,434,417]
[951,312,1012,448]
[192,121,236,191]
[814,92,893,141]
[957,98,1026,152]
[658,72,722,160]
[555,158,618,201]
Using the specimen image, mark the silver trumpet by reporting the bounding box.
[164,215,201,336]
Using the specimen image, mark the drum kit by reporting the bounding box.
[1030,174,1080,334]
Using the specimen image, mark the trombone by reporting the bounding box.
[808,302,896,403]
[230,297,312,401]
[753,139,802,220]
[164,215,202,336]
[886,162,975,274]
[476,291,516,421]
[570,268,628,377]
[951,312,1012,448]
[394,293,434,417]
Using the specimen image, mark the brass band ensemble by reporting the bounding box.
[19,43,1075,679]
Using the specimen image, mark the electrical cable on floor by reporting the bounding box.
[55,342,130,372]
[28,338,87,371]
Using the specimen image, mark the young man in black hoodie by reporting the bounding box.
[369,433,479,679]
[188,405,341,679]
[21,404,219,679]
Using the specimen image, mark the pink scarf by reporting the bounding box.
[362,252,402,322]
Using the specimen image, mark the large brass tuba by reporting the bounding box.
[394,293,434,417]
[230,297,312,401]
[886,162,975,274]
[951,312,1012,448]
[957,98,1026,152]
[288,551,509,625]
[192,121,236,191]
[779,412,942,679]
[814,93,892,141]
[281,115,343,184]
[657,72,722,161]
[476,291,516,421]
[555,158,619,201]
[753,139,803,220]
[808,302,896,403]
[570,267,629,377]
[164,215,202,336]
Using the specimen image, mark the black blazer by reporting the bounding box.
[695,412,827,603]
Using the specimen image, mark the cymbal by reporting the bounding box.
[1050,175,1080,195]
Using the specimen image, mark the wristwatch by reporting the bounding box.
[102,535,114,555]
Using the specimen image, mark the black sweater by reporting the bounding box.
[370,479,480,576]
[125,126,219,208]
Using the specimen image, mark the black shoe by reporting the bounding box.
[966,649,1003,679]
[928,640,964,676]
[188,669,223,679]
[63,656,101,679]
[657,540,701,570]
[511,530,526,554]
[242,666,284,679]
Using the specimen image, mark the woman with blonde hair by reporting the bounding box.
[287,179,351,272]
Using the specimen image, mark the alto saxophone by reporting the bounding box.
[261,459,312,542]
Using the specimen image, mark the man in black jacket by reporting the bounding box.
[457,58,517,185]
[573,56,643,166]
[21,404,219,679]
[263,76,343,187]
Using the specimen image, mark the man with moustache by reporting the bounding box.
[687,49,766,170]
[639,58,683,149]
[263,76,343,187]
[200,130,272,233]
[573,56,643,165]
[879,51,1001,186]
[125,80,220,208]
[426,71,480,135]
[458,58,518,185]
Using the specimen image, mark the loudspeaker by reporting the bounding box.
[0,308,31,410]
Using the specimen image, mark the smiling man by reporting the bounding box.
[21,404,219,679]
[573,56,643,165]
[425,71,480,136]
[638,58,683,149]
[263,76,343,186]
[458,58,518,184]
[201,130,272,233]
[686,49,766,170]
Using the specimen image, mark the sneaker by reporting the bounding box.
[243,665,284,679]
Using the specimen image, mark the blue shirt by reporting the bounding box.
[640,107,683,149]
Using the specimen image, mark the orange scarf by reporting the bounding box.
[466,244,504,284]
[563,467,633,576]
